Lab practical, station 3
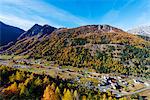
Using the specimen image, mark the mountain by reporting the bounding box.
[0,21,25,46]
[17,24,56,40]
[127,26,150,37]
[0,23,56,52]
[17,24,42,40]
[2,24,150,76]
[137,35,150,41]
[3,25,125,54]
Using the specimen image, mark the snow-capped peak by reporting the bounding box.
[127,26,150,37]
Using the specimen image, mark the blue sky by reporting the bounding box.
[0,0,150,30]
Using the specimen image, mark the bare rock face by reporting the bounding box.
[73,24,124,34]
[97,25,123,32]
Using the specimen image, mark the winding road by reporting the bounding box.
[109,86,150,97]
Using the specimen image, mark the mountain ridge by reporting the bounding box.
[0,21,25,46]
[17,24,57,40]
[0,23,149,76]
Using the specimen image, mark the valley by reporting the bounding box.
[1,0,150,99]
[0,54,150,99]
[0,23,150,99]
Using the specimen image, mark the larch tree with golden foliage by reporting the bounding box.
[15,71,23,81]
[102,94,107,100]
[62,89,73,100]
[9,74,15,82]
[55,86,61,99]
[73,90,79,100]
[82,95,86,100]
[2,82,18,95]
[42,85,58,100]
[43,76,50,84]
[18,83,29,96]
[51,82,56,90]
[34,77,42,86]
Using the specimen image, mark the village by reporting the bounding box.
[0,57,150,98]
[76,74,150,97]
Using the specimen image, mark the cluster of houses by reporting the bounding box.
[133,79,149,86]
[12,64,30,68]
[99,75,122,90]
[75,73,150,98]
[11,59,150,97]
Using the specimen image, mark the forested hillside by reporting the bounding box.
[2,25,150,77]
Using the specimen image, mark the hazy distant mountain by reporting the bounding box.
[0,21,25,46]
[127,26,150,37]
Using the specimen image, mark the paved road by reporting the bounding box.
[123,87,150,96]
[109,86,150,97]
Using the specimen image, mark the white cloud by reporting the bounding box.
[0,0,149,31]
[0,14,34,30]
[0,0,88,30]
